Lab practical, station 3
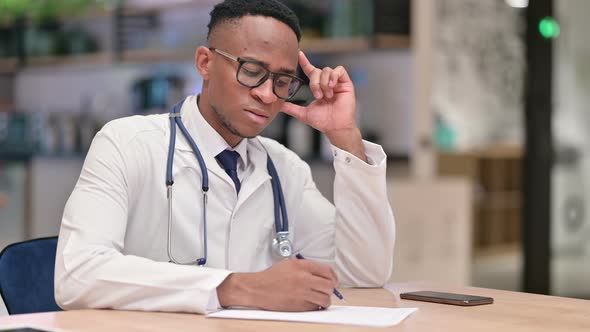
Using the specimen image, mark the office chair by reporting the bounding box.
[0,236,62,314]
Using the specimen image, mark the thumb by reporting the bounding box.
[281,102,308,122]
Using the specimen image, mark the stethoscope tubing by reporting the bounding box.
[267,155,288,238]
[165,100,290,266]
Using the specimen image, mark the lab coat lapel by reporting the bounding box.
[235,139,271,211]
[172,99,235,186]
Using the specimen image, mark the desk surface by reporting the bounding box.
[1,282,589,331]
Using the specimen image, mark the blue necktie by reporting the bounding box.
[216,150,241,194]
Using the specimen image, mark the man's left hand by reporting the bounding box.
[281,51,366,162]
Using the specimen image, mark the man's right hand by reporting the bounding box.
[217,258,339,311]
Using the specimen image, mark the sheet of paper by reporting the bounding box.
[207,305,418,328]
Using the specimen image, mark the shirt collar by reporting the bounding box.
[185,94,249,170]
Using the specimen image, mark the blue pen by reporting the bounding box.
[295,253,347,303]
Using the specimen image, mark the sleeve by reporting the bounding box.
[54,123,230,314]
[293,140,395,287]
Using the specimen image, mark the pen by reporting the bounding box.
[295,253,347,303]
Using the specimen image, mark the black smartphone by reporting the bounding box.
[400,291,494,306]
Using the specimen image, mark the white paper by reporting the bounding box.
[207,305,418,328]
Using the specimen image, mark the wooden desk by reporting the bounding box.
[1,283,589,331]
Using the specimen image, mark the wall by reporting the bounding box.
[432,0,525,150]
[322,50,413,156]
[28,157,84,239]
[0,163,26,316]
[0,163,26,250]
[16,62,202,117]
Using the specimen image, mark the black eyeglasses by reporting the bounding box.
[209,47,304,100]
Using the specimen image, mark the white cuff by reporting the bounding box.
[331,140,386,168]
[206,288,222,313]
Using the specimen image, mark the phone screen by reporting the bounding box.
[400,291,494,306]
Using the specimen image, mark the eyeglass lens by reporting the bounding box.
[238,61,300,99]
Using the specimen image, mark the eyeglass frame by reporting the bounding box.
[209,47,305,100]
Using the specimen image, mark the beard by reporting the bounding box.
[211,105,257,139]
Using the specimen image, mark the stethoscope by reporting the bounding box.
[165,101,293,266]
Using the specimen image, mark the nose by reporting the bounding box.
[250,76,278,104]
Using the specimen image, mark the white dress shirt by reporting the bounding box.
[54,95,395,314]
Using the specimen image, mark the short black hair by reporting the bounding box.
[207,0,301,42]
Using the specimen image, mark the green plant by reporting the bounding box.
[0,0,120,24]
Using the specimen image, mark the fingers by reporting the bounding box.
[308,275,336,296]
[253,258,339,311]
[330,66,349,87]
[320,67,332,98]
[299,262,337,309]
[308,68,323,100]
[299,51,349,100]
[326,266,339,287]
[299,51,325,99]
[322,66,348,98]
[305,289,332,309]
[298,50,316,77]
[297,259,339,288]
[308,66,341,100]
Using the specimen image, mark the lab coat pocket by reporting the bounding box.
[227,185,278,271]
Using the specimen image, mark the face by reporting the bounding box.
[196,15,300,147]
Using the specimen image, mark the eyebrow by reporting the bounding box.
[242,56,296,75]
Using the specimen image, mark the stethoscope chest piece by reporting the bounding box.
[272,231,293,258]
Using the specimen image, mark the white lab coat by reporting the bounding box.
[55,95,395,314]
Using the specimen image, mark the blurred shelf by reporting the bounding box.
[0,101,15,112]
[0,192,6,209]
[0,58,18,74]
[372,34,411,49]
[0,8,113,27]
[1,34,411,72]
[438,144,523,252]
[25,53,113,70]
[120,36,394,62]
[301,37,371,53]
[476,190,522,210]
[121,0,219,15]
[55,7,113,22]
[70,11,112,22]
[121,48,195,63]
[301,35,410,53]
[461,144,523,159]
[474,243,521,259]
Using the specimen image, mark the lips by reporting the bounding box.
[244,109,270,125]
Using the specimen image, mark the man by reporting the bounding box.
[55,0,395,314]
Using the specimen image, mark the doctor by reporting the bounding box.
[55,0,395,314]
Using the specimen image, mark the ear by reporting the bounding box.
[195,46,212,80]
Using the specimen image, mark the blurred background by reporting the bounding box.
[0,0,588,315]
